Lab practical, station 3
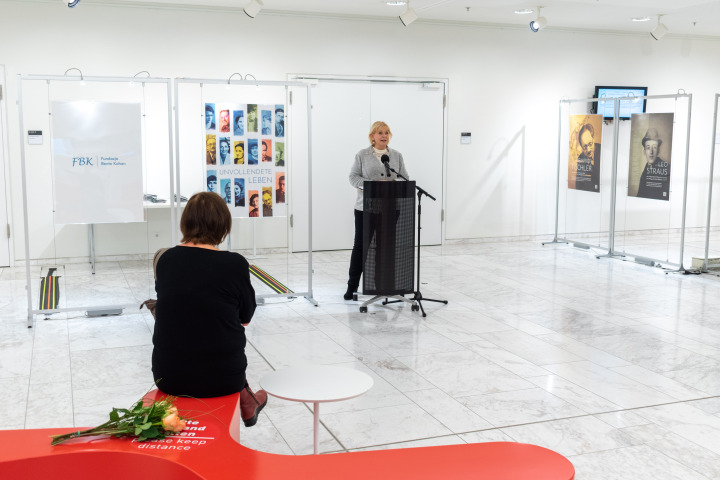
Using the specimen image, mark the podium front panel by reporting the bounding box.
[362,181,416,296]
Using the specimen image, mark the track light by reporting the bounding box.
[399,2,418,26]
[243,0,263,18]
[529,6,547,32]
[62,0,80,7]
[651,15,668,40]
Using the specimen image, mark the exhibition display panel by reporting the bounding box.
[173,78,315,305]
[702,93,720,272]
[17,74,174,326]
[612,93,694,270]
[550,97,614,252]
[550,92,700,271]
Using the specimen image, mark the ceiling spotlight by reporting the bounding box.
[399,2,418,26]
[529,6,547,32]
[651,15,668,40]
[62,0,80,7]
[243,0,263,18]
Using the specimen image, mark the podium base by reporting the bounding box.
[357,294,418,313]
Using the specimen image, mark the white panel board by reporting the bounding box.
[51,101,144,225]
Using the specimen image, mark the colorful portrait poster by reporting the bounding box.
[568,114,602,192]
[249,190,259,217]
[203,102,286,217]
[275,172,285,204]
[628,112,673,201]
[205,103,216,131]
[275,142,285,166]
[247,104,258,133]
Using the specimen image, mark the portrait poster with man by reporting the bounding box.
[568,114,602,192]
[203,102,286,218]
[628,112,673,201]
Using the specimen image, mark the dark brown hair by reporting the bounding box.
[180,192,232,245]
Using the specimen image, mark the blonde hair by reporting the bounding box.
[368,121,393,146]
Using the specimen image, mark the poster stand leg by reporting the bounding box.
[89,224,96,274]
[246,218,266,260]
[543,101,569,248]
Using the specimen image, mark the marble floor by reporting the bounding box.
[2,239,720,479]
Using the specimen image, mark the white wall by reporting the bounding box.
[1,1,719,261]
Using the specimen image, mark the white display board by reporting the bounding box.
[51,101,144,224]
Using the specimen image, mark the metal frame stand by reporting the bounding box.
[17,73,174,327]
[359,294,416,313]
[546,93,694,274]
[702,93,720,273]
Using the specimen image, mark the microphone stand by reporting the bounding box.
[386,167,448,317]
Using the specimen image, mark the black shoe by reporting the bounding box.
[344,285,357,301]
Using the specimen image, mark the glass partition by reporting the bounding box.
[703,93,720,273]
[613,94,694,269]
[18,75,173,326]
[174,79,313,305]
[554,97,614,252]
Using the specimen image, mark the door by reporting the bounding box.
[290,78,445,252]
[0,65,10,267]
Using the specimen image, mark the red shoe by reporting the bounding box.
[240,384,268,427]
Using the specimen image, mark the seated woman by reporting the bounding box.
[152,191,267,427]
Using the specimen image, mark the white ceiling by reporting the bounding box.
[58,0,720,37]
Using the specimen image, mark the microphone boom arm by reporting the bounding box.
[387,165,436,201]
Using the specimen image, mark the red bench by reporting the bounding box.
[0,390,575,479]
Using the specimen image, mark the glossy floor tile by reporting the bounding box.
[2,239,720,479]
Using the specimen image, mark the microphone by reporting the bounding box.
[381,154,392,178]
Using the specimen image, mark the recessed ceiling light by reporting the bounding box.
[515,9,533,15]
[632,17,650,22]
[386,1,407,5]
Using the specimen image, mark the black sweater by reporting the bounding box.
[152,246,256,397]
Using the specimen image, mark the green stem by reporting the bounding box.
[50,426,134,445]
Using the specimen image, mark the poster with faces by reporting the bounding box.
[627,112,673,201]
[204,102,286,217]
[568,114,602,193]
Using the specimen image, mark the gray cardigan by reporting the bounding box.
[348,146,409,211]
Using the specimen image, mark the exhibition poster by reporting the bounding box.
[628,112,673,201]
[51,101,144,224]
[204,102,286,218]
[568,114,602,192]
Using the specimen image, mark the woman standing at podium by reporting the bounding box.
[345,121,409,300]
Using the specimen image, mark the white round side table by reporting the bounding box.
[260,365,374,454]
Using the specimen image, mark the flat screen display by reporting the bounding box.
[593,86,648,120]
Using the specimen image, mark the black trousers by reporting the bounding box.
[348,208,396,292]
[348,209,364,288]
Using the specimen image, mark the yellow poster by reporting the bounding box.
[568,114,602,192]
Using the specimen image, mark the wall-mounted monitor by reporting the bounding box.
[593,86,648,120]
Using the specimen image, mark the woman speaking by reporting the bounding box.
[345,121,409,300]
